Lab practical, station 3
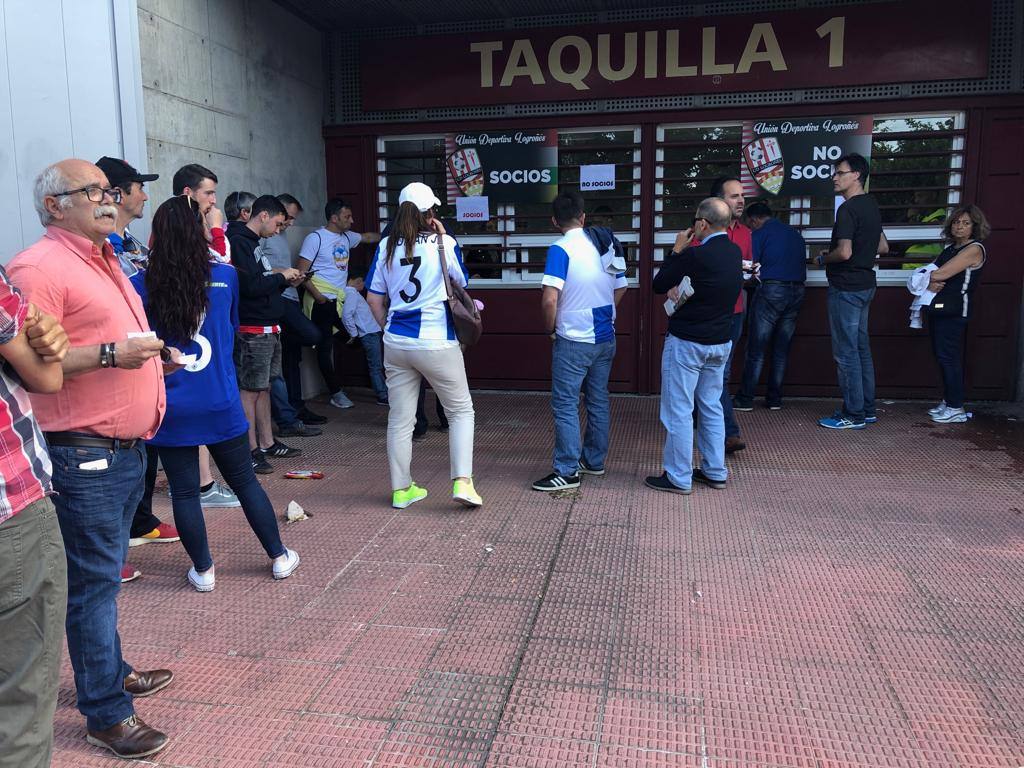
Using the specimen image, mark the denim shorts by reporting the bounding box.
[233,332,281,391]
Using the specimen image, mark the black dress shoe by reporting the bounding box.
[644,473,692,495]
[277,422,323,437]
[86,714,169,759]
[124,668,174,697]
[692,468,727,490]
[298,409,327,425]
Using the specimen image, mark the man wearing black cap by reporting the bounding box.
[95,157,181,584]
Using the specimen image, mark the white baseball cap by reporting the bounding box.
[398,182,442,212]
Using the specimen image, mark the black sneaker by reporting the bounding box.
[531,472,580,492]
[276,422,323,438]
[298,409,327,425]
[264,440,302,458]
[578,459,605,476]
[766,400,783,411]
[692,468,726,490]
[251,449,274,474]
[644,473,691,495]
[732,395,754,412]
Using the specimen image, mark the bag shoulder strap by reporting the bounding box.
[436,233,454,301]
[307,231,323,269]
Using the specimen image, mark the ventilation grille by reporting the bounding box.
[326,0,1021,126]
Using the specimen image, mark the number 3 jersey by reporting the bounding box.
[131,262,249,447]
[367,233,469,350]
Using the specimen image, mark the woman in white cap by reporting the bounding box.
[365,183,481,509]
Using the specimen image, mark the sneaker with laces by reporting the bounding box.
[187,565,215,592]
[264,440,302,458]
[129,522,180,547]
[121,564,141,583]
[928,400,947,417]
[251,449,274,474]
[931,405,968,423]
[330,390,354,409]
[392,483,428,509]
[577,459,605,476]
[732,395,754,412]
[531,472,581,492]
[200,481,241,508]
[276,422,323,437]
[298,409,327,425]
[864,414,878,424]
[453,479,482,507]
[818,413,866,430]
[644,472,691,495]
[272,548,300,580]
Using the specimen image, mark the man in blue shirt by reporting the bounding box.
[733,202,807,412]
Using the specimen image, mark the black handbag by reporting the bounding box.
[437,234,482,346]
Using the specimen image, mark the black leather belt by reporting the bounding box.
[44,432,139,450]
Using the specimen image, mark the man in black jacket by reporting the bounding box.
[646,197,742,495]
[228,195,305,473]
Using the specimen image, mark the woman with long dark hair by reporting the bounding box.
[923,203,989,424]
[131,195,298,591]
[365,182,481,510]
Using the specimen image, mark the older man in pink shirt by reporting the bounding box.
[9,158,177,760]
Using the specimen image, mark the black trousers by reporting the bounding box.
[929,314,968,408]
[129,444,161,538]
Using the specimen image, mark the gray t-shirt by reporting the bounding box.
[261,233,298,301]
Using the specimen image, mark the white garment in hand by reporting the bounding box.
[907,263,939,328]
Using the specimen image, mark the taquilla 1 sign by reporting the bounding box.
[741,115,873,198]
[445,131,558,204]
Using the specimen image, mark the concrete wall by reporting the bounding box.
[137,0,325,244]
[0,0,146,261]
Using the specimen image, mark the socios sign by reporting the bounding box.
[445,130,558,204]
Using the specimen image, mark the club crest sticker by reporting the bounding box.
[743,137,784,196]
[447,148,485,197]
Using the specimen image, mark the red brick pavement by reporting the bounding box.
[50,393,1024,767]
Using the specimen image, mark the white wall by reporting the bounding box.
[0,0,148,261]
[137,0,326,243]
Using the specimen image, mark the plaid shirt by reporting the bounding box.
[0,266,52,525]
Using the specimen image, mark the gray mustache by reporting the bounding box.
[94,205,118,219]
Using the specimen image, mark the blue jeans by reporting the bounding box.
[281,299,320,413]
[740,282,805,404]
[48,439,146,732]
[360,332,388,400]
[550,336,616,476]
[270,375,300,427]
[720,311,744,438]
[827,286,876,421]
[661,334,731,488]
[158,431,286,573]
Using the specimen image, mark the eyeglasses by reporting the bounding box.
[692,217,708,227]
[53,185,121,204]
[832,170,855,178]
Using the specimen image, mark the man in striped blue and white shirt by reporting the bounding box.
[532,192,627,492]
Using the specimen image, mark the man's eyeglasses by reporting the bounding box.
[832,170,855,178]
[692,217,708,227]
[53,185,121,204]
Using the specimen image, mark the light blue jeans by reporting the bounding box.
[550,336,616,476]
[660,334,732,489]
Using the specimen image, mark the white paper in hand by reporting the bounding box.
[664,276,695,316]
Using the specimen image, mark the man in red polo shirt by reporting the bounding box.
[10,158,178,760]
[0,268,70,768]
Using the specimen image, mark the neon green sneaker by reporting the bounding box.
[452,478,482,508]
[392,483,428,509]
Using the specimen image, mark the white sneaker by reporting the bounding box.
[187,565,215,592]
[931,405,968,423]
[928,400,947,417]
[272,548,300,580]
[200,481,241,508]
[330,391,354,409]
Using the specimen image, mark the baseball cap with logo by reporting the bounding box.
[95,157,159,190]
[398,182,442,212]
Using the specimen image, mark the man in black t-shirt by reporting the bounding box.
[814,153,888,429]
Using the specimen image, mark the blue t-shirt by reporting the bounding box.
[752,217,807,282]
[131,263,249,447]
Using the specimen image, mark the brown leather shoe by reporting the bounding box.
[86,714,169,759]
[725,436,746,454]
[124,668,174,697]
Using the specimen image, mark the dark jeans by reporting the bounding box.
[280,299,320,414]
[158,431,285,573]
[48,439,146,731]
[827,286,876,421]
[311,300,344,394]
[270,376,300,428]
[721,311,744,438]
[415,380,448,434]
[129,443,161,538]
[929,314,968,408]
[550,336,616,476]
[0,498,67,768]
[739,282,805,404]
[360,332,387,400]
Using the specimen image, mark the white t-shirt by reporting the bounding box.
[542,227,627,343]
[367,232,467,350]
[298,227,362,298]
